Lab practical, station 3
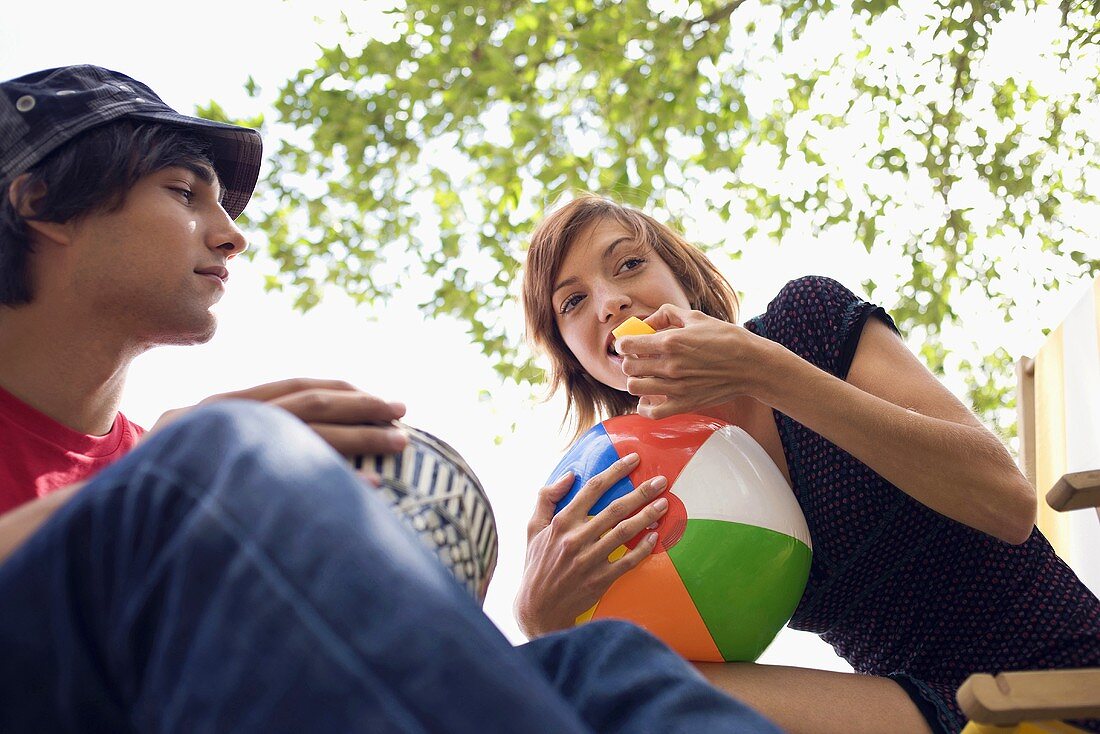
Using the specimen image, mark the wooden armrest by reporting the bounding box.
[958,669,1100,725]
[1046,471,1100,512]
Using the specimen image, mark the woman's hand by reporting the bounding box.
[616,304,775,419]
[514,452,669,638]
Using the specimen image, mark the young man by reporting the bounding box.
[0,66,783,733]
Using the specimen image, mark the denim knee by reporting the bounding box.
[526,619,686,682]
[548,619,668,655]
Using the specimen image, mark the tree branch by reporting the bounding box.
[691,0,749,30]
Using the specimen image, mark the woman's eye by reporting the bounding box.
[559,294,584,314]
[620,257,646,273]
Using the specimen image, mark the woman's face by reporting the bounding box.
[551,217,692,391]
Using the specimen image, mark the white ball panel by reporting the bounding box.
[672,425,812,548]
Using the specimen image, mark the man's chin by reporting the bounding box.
[148,316,218,347]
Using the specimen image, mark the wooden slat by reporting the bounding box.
[1046,470,1100,512]
[1017,357,1037,489]
[1035,327,1071,555]
[958,670,1100,725]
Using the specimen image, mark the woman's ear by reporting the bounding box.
[7,174,73,245]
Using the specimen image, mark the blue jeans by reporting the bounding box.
[0,402,781,734]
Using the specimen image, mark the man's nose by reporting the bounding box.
[208,208,249,258]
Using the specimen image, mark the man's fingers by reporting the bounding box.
[271,389,407,425]
[358,468,382,487]
[315,424,409,456]
[207,377,361,404]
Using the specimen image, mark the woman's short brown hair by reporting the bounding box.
[522,193,740,441]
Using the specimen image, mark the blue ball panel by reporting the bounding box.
[548,423,635,515]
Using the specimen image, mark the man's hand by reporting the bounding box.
[152,378,409,458]
[0,482,84,565]
[0,380,406,567]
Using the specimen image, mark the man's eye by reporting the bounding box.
[559,294,584,314]
[169,187,194,202]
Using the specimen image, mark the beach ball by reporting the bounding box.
[548,413,812,662]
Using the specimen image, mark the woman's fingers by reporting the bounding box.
[556,452,641,522]
[637,398,684,420]
[590,481,670,556]
[625,374,677,396]
[642,303,690,331]
[620,353,668,378]
[602,529,661,580]
[528,471,575,542]
[519,468,669,636]
[587,474,668,538]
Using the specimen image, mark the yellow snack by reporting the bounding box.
[612,316,656,338]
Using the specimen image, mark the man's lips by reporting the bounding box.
[195,266,229,284]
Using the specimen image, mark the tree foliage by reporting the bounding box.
[215,0,1100,432]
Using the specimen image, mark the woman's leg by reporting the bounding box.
[696,662,937,734]
[522,621,784,734]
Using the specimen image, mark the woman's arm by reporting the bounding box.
[754,318,1035,544]
[619,307,1035,544]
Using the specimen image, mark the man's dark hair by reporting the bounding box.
[0,120,217,306]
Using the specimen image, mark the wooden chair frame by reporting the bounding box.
[956,357,1100,732]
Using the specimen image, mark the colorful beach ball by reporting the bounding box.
[548,413,812,662]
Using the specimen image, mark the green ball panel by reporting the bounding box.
[667,519,812,661]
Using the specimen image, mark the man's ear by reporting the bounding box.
[7,174,74,246]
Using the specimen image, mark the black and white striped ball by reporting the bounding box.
[355,425,498,604]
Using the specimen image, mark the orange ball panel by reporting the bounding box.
[591,550,722,662]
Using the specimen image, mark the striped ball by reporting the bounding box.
[357,425,498,604]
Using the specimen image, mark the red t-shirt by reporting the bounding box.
[0,386,144,515]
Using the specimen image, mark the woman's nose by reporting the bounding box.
[597,288,631,322]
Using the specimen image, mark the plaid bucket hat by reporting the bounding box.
[0,65,262,219]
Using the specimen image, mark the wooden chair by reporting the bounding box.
[957,276,1100,733]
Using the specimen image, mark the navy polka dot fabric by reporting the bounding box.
[744,276,1100,733]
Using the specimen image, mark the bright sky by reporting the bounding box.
[2,0,1095,673]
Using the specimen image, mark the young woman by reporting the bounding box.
[515,194,1100,734]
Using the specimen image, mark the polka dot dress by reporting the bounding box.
[744,276,1100,734]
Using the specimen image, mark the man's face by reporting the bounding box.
[65,163,248,346]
